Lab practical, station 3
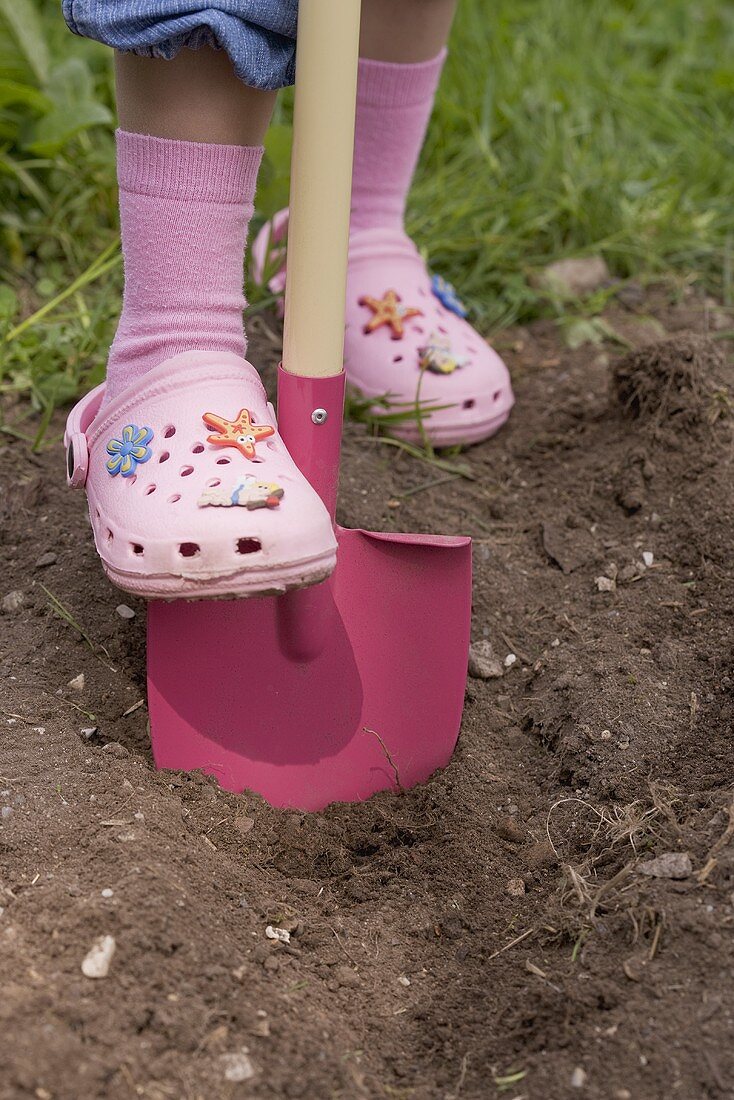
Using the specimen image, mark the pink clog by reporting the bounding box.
[252,213,514,447]
[64,351,337,599]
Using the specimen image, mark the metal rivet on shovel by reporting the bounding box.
[146,0,472,811]
[311,408,328,424]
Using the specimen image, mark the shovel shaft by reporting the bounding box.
[277,365,345,520]
[282,0,361,380]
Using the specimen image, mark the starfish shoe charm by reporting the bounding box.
[358,288,423,340]
[202,408,275,460]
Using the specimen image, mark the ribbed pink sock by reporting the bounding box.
[350,50,446,233]
[104,130,263,407]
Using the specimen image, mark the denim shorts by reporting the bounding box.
[62,1,299,90]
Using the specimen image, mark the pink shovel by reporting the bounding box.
[147,0,472,811]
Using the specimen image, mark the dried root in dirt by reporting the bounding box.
[542,784,685,942]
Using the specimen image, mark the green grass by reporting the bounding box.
[1,0,732,437]
[419,0,734,327]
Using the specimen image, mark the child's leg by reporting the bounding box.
[360,0,457,63]
[338,0,515,447]
[63,7,338,600]
[351,1,456,233]
[104,48,274,407]
[115,46,275,145]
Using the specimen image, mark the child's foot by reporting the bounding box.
[65,351,337,600]
[345,227,514,446]
[251,214,514,448]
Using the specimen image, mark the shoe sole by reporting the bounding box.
[381,407,512,449]
[102,545,337,602]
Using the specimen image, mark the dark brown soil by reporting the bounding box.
[1,286,733,1100]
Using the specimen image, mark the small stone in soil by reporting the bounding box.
[35,553,57,569]
[468,640,504,680]
[535,256,610,298]
[67,673,85,693]
[81,934,116,978]
[219,1049,255,1083]
[265,925,290,944]
[506,878,526,897]
[571,1066,588,1088]
[2,590,25,613]
[81,727,98,740]
[101,888,113,898]
[637,852,692,879]
[504,653,517,668]
[116,604,136,620]
[595,576,616,592]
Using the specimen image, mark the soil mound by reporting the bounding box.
[612,333,728,427]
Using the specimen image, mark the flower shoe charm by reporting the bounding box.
[202,408,275,460]
[358,288,423,340]
[106,424,153,478]
[431,274,468,319]
[198,476,284,510]
[418,333,467,375]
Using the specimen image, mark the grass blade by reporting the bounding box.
[0,0,50,84]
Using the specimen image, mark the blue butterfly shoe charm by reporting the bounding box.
[431,274,468,319]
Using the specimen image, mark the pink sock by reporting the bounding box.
[105,130,263,407]
[350,50,446,233]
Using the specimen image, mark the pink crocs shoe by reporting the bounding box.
[252,213,514,448]
[64,351,337,600]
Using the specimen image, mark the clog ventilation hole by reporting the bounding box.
[116,423,267,561]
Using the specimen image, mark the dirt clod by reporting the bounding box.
[612,334,728,427]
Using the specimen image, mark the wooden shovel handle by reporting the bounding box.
[282,0,361,380]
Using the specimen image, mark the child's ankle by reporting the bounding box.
[104,131,263,406]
